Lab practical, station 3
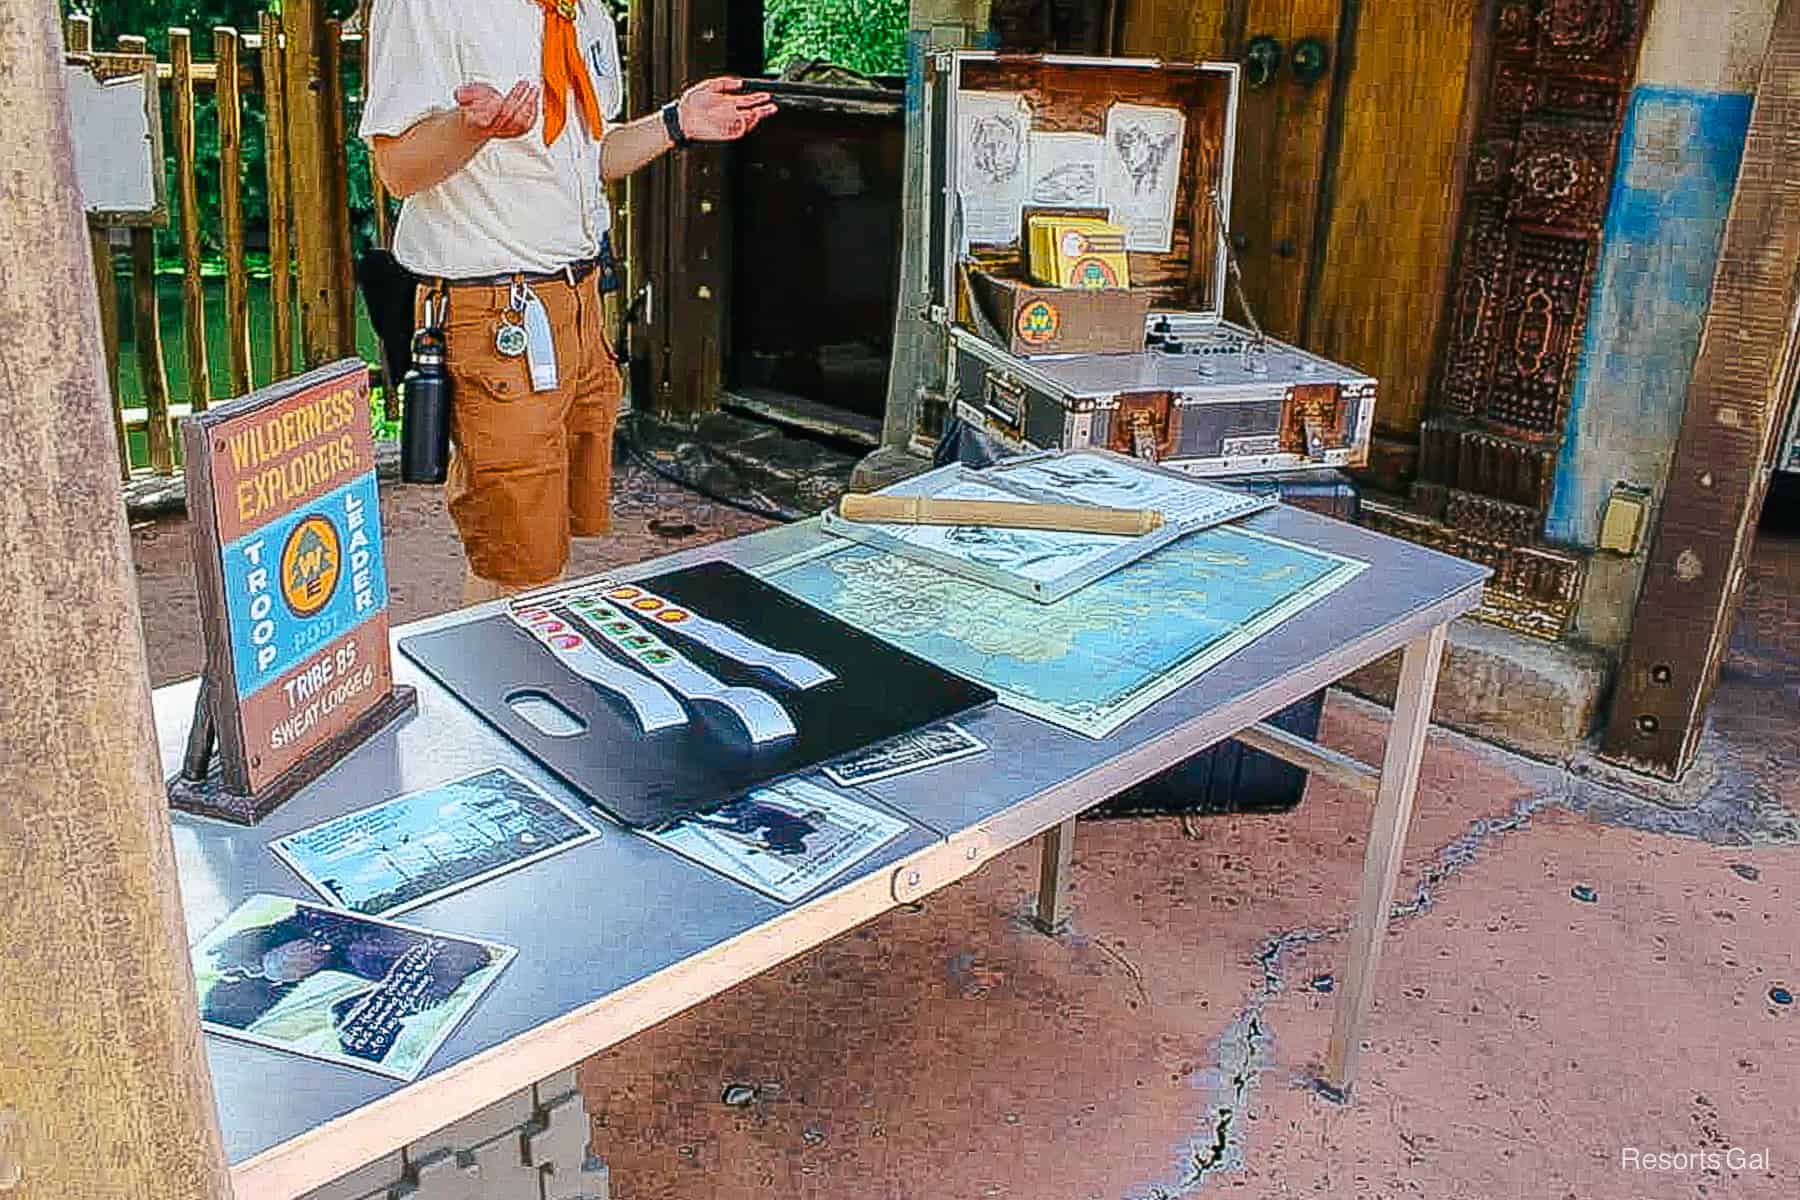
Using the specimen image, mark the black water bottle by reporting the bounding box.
[399,322,451,484]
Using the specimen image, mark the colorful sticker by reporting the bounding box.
[655,608,690,624]
[1016,299,1061,346]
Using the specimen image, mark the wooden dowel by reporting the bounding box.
[117,34,146,52]
[215,27,252,395]
[64,12,91,53]
[90,225,130,480]
[170,28,212,413]
[323,19,357,359]
[837,494,1164,535]
[262,12,295,379]
[129,226,176,474]
[1234,721,1380,800]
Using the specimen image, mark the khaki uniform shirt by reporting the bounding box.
[359,0,625,277]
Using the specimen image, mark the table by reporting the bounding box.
[159,505,1487,1197]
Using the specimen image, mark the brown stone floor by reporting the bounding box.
[130,475,1800,1199]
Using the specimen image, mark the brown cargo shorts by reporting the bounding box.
[424,271,622,587]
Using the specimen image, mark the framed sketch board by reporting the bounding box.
[64,51,167,226]
[170,360,417,824]
[819,448,1274,603]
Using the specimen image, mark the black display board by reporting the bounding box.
[398,561,994,828]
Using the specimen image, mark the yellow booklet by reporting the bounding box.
[1027,216,1131,290]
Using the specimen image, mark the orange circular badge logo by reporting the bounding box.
[1016,299,1061,346]
[280,514,341,618]
[655,608,691,624]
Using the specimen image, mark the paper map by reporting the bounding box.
[645,777,910,903]
[764,526,1366,739]
[957,90,1031,247]
[1102,102,1185,253]
[272,767,599,917]
[191,894,514,1081]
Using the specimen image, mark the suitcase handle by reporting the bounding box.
[981,372,1026,437]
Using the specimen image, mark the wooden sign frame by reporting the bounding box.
[170,359,416,824]
[63,50,168,228]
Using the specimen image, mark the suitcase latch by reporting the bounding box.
[982,372,1026,437]
[1106,393,1175,462]
[1281,384,1345,462]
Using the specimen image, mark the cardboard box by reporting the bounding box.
[967,268,1154,357]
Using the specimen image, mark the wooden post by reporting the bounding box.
[63,10,90,52]
[216,26,253,395]
[262,11,296,380]
[90,224,131,480]
[1600,0,1800,778]
[0,0,234,1192]
[323,19,358,360]
[169,27,212,412]
[284,0,342,367]
[129,225,176,474]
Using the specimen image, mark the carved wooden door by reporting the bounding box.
[1362,0,1652,642]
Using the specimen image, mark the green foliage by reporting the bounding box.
[763,0,907,77]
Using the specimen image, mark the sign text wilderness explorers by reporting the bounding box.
[171,359,417,824]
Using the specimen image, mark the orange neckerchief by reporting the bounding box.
[534,0,601,145]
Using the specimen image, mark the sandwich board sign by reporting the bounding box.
[170,359,416,823]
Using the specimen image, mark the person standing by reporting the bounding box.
[360,0,774,601]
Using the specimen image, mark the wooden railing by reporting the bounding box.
[69,8,632,482]
[66,9,365,479]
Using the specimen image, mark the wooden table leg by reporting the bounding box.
[1033,817,1077,934]
[1323,623,1448,1096]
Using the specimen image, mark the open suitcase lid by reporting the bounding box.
[930,52,1241,338]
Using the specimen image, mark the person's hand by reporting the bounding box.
[455,81,540,140]
[676,77,776,142]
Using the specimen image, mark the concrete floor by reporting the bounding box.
[129,468,1800,1199]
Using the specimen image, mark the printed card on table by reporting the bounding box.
[191,894,515,1082]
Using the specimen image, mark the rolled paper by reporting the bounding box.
[837,494,1164,536]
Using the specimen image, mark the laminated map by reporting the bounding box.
[763,524,1365,739]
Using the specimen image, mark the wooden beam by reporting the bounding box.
[262,12,296,379]
[216,27,253,395]
[0,0,234,1188]
[169,28,212,413]
[1600,0,1800,778]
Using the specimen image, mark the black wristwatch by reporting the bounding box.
[661,101,691,149]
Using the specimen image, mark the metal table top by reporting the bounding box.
[159,503,1487,1183]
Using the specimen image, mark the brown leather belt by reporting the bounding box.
[440,256,601,289]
